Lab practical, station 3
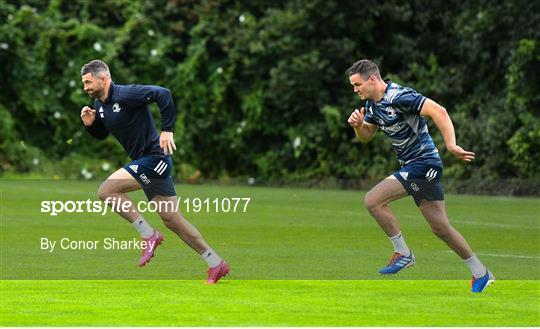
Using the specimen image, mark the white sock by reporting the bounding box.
[464,254,487,278]
[201,249,222,268]
[389,232,411,256]
[132,216,154,239]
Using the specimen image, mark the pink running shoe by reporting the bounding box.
[138,230,164,267]
[206,261,230,284]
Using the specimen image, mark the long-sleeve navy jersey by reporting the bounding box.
[85,82,177,160]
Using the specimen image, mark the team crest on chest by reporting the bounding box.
[385,107,397,118]
[112,103,122,113]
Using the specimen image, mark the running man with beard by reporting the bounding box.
[80,59,229,284]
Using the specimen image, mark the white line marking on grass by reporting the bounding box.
[445,250,540,260]
[17,187,90,195]
[451,219,536,229]
[477,252,540,260]
[401,214,538,229]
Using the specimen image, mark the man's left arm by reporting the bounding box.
[420,99,475,162]
[124,85,177,155]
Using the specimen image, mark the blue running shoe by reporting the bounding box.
[471,269,495,293]
[379,252,415,275]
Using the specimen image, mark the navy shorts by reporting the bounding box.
[393,162,444,207]
[123,154,176,201]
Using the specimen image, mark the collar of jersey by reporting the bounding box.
[383,79,392,94]
[102,82,116,103]
[372,79,392,104]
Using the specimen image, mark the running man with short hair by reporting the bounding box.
[346,59,493,292]
[80,59,229,284]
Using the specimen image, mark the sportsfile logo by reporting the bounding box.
[40,197,251,216]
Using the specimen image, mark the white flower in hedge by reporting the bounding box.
[216,67,223,74]
[32,158,40,165]
[247,177,256,185]
[239,15,245,23]
[69,80,76,87]
[43,89,49,96]
[150,49,158,56]
[102,162,111,171]
[147,29,155,37]
[0,43,8,50]
[81,168,93,180]
[293,136,301,149]
[93,42,102,52]
[53,111,61,119]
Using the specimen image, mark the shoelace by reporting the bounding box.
[389,252,402,265]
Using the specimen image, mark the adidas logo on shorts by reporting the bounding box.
[399,171,409,181]
[129,164,138,173]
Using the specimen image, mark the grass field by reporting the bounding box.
[1,179,539,326]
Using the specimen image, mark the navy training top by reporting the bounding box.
[84,82,176,160]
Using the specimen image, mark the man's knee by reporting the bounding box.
[364,190,382,213]
[97,184,109,201]
[97,181,116,201]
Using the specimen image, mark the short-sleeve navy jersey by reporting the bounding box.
[85,83,176,160]
[364,81,442,167]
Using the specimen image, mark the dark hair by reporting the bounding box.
[81,59,110,77]
[346,59,382,80]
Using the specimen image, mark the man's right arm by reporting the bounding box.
[348,108,378,143]
[81,106,109,140]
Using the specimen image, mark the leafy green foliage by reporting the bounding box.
[1,0,538,187]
